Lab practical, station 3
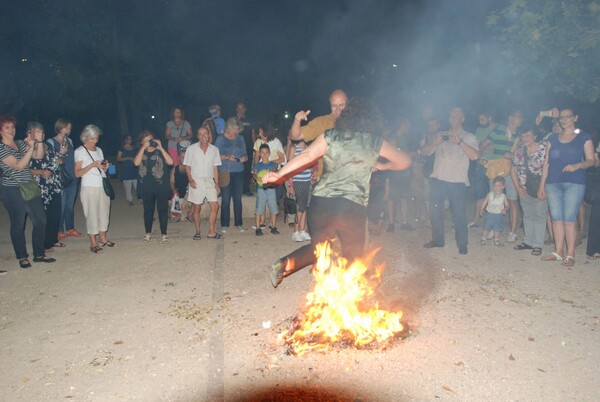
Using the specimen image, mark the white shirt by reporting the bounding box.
[253,138,287,164]
[183,143,221,179]
[74,146,104,187]
[430,128,478,185]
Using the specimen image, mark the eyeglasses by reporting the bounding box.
[558,115,574,120]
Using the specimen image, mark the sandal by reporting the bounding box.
[19,258,32,269]
[193,234,201,240]
[531,247,542,256]
[206,233,224,240]
[99,240,116,247]
[514,243,532,250]
[90,246,104,254]
[541,252,563,262]
[561,255,575,267]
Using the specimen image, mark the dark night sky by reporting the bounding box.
[1,0,584,153]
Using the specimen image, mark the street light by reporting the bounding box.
[284,111,290,134]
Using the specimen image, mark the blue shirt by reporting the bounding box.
[547,131,591,185]
[214,135,247,173]
[253,161,277,173]
[211,114,225,135]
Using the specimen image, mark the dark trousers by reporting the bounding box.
[587,201,600,256]
[142,185,170,235]
[1,184,47,259]
[285,196,366,275]
[243,159,253,194]
[220,171,244,227]
[429,178,468,250]
[44,194,62,249]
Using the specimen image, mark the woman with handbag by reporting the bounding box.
[539,107,595,267]
[133,130,174,243]
[28,122,65,252]
[0,116,54,268]
[74,124,115,254]
[511,126,548,256]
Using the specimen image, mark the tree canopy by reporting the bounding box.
[488,0,600,103]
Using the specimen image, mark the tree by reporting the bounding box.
[488,0,600,103]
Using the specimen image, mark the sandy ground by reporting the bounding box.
[1,180,600,401]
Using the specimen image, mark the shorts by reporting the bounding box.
[293,180,312,212]
[484,212,504,232]
[490,176,517,200]
[255,187,278,215]
[546,182,585,222]
[187,177,218,204]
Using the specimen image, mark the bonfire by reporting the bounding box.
[281,241,406,355]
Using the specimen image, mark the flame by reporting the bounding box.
[282,241,404,355]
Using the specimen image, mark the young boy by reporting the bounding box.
[480,176,509,246]
[252,144,279,236]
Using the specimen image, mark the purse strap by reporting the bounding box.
[83,147,107,178]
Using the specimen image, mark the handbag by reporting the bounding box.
[19,179,42,201]
[58,165,74,188]
[525,170,541,198]
[218,170,230,188]
[84,147,115,200]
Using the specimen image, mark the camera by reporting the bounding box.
[442,135,450,141]
[149,140,158,147]
[101,160,108,166]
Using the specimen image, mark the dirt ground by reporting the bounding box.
[1,182,599,401]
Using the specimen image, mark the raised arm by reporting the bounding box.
[263,133,326,184]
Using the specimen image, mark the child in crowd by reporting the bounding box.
[287,138,313,242]
[170,150,192,222]
[480,176,509,246]
[252,144,279,236]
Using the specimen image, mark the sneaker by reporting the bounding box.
[143,233,151,242]
[270,227,280,234]
[236,226,245,232]
[299,231,311,241]
[0,270,7,276]
[468,222,479,229]
[507,232,517,243]
[292,231,302,242]
[221,227,228,233]
[161,235,169,243]
[66,229,83,238]
[256,229,263,236]
[269,259,286,288]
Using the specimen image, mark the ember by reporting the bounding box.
[281,241,407,355]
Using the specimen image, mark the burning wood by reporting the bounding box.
[280,241,408,355]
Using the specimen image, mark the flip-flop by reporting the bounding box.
[541,252,563,262]
[206,233,224,239]
[531,247,542,256]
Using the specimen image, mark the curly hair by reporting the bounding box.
[335,98,384,135]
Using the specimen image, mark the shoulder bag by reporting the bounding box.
[84,147,115,200]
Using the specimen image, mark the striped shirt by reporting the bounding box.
[292,144,312,182]
[0,141,34,186]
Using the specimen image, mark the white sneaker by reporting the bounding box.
[143,233,151,242]
[162,235,169,243]
[292,231,302,242]
[221,227,228,233]
[237,226,245,232]
[507,232,517,243]
[300,231,311,241]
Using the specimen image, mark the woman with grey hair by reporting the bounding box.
[214,117,248,232]
[74,125,115,253]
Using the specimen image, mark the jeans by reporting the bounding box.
[545,182,585,222]
[220,171,244,227]
[285,196,366,274]
[1,184,47,259]
[429,178,468,250]
[586,200,600,256]
[59,181,78,232]
[520,194,548,249]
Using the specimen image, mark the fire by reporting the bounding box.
[282,241,404,355]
